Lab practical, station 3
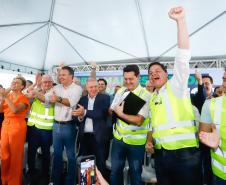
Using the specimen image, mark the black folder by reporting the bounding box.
[122,92,146,115]
[112,92,146,124]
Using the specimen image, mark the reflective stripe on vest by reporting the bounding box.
[27,98,54,130]
[210,96,226,180]
[29,111,54,120]
[150,82,198,150]
[113,85,150,145]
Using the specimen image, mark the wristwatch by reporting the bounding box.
[58,96,63,103]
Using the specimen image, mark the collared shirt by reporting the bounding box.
[149,48,191,131]
[200,99,212,124]
[200,97,223,139]
[51,83,82,121]
[110,84,150,118]
[84,95,96,133]
[157,48,191,98]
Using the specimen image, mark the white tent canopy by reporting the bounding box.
[0,0,226,72]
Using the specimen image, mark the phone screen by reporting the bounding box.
[79,157,96,185]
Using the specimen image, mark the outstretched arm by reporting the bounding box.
[169,7,191,92]
[169,6,189,49]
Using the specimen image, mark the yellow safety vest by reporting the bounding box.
[149,82,198,150]
[113,85,151,145]
[210,96,226,180]
[27,98,54,130]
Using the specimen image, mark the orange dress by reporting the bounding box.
[1,92,30,185]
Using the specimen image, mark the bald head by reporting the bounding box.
[42,75,53,82]
[86,78,98,98]
[41,75,53,91]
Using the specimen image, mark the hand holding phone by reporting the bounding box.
[78,155,96,185]
[95,168,109,185]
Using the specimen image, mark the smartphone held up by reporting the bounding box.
[78,155,96,185]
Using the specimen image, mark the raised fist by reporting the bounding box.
[35,73,42,86]
[168,6,185,21]
[195,69,202,85]
[91,62,97,69]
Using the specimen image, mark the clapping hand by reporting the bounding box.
[0,88,10,99]
[49,91,58,103]
[72,104,85,117]
[114,101,124,117]
[199,124,220,149]
[35,73,42,87]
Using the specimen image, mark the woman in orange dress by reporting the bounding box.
[0,76,30,185]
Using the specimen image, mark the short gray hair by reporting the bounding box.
[42,75,53,82]
[86,78,97,85]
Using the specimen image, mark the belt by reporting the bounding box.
[155,146,199,153]
[55,120,74,124]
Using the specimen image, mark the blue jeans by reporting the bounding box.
[213,175,226,185]
[51,123,77,185]
[27,126,52,176]
[155,147,202,185]
[110,138,145,185]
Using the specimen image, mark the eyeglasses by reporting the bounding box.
[223,77,226,82]
[98,83,105,86]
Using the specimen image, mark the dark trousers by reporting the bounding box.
[79,133,108,179]
[213,175,226,185]
[200,143,213,185]
[155,147,202,185]
[110,138,145,185]
[27,126,52,176]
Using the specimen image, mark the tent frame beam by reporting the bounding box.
[42,0,56,69]
[0,5,225,72]
[52,22,146,63]
[135,0,151,61]
[0,21,48,28]
[0,60,45,74]
[53,24,88,64]
[51,58,226,74]
[0,23,48,55]
[153,10,226,62]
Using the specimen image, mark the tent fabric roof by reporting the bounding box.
[0,0,226,71]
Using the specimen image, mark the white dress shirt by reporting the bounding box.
[149,48,191,131]
[84,95,96,133]
[200,99,212,124]
[160,48,191,98]
[50,83,83,121]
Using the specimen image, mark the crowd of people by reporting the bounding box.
[0,6,225,185]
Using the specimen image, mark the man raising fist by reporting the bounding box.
[146,7,202,185]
